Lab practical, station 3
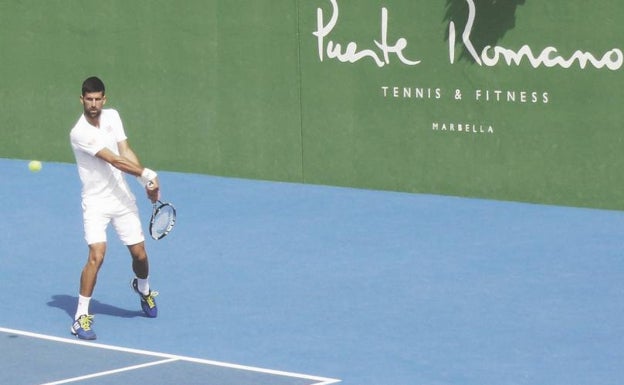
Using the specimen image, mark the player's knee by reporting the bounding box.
[128,243,147,262]
[87,243,106,266]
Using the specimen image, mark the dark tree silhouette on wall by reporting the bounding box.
[444,0,526,62]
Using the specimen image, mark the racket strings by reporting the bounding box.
[151,205,175,238]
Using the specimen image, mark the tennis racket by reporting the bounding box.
[149,200,176,240]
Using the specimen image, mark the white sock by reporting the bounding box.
[137,277,150,296]
[75,295,91,320]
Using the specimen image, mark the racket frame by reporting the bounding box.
[149,200,176,240]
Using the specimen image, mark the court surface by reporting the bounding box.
[1,158,623,385]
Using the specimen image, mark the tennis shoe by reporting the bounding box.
[131,278,158,318]
[71,314,96,340]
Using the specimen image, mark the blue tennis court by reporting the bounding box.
[1,158,623,385]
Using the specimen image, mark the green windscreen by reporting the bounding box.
[1,1,622,209]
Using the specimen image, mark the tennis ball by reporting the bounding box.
[28,160,42,172]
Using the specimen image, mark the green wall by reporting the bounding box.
[1,1,623,209]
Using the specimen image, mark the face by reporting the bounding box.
[80,91,106,121]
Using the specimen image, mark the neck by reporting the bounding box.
[85,114,100,128]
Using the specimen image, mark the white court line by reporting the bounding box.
[40,358,179,385]
[0,327,341,385]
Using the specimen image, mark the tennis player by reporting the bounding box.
[69,76,160,340]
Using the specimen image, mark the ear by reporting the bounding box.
[102,95,107,105]
[80,95,84,105]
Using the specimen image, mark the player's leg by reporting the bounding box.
[80,242,107,297]
[72,206,109,340]
[113,207,151,282]
[128,242,158,317]
[128,241,149,280]
[114,207,158,318]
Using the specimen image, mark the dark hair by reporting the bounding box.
[81,76,105,95]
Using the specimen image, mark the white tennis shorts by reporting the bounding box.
[82,197,145,246]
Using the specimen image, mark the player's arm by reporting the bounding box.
[117,140,161,201]
[95,146,143,176]
[96,141,160,202]
[117,140,141,166]
[117,140,160,203]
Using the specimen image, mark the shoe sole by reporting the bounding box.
[70,326,96,340]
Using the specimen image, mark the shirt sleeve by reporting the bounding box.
[70,125,105,156]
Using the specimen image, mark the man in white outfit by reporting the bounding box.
[69,76,160,340]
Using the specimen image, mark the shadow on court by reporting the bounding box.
[47,294,144,320]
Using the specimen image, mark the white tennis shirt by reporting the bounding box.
[70,109,136,205]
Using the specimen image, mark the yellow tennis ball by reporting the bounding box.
[28,160,42,172]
